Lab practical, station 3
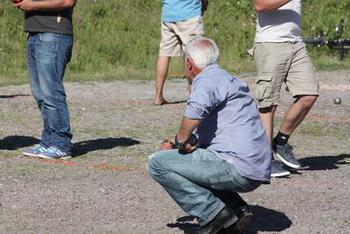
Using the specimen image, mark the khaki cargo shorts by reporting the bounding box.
[159,16,204,57]
[254,42,319,108]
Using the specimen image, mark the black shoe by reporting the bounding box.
[185,206,238,234]
[219,205,253,234]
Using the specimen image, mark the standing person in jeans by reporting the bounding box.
[153,0,208,105]
[148,37,271,234]
[13,0,77,159]
[253,0,319,177]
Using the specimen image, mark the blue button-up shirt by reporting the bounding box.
[185,64,271,182]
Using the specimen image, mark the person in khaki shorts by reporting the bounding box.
[153,0,208,105]
[253,0,319,177]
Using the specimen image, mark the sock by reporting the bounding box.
[274,131,290,145]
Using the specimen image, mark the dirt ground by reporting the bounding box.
[0,70,349,234]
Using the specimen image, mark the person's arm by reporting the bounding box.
[175,117,200,154]
[14,0,76,12]
[201,0,208,15]
[254,0,291,12]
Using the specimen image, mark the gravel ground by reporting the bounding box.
[0,70,349,234]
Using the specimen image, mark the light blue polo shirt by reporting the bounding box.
[185,64,272,182]
[162,0,202,22]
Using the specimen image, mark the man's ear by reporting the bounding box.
[186,57,194,70]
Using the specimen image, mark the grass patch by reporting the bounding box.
[297,122,350,139]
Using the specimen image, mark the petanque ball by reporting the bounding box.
[333,97,342,105]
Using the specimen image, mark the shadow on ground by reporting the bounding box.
[73,137,141,157]
[166,100,186,105]
[0,94,30,99]
[0,135,40,150]
[152,100,186,106]
[0,136,141,157]
[166,205,292,233]
[246,205,292,233]
[300,154,350,170]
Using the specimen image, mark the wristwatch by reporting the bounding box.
[174,135,185,149]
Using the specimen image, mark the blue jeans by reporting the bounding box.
[27,33,73,153]
[147,148,261,226]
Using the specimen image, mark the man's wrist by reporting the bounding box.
[174,135,186,149]
[31,2,38,11]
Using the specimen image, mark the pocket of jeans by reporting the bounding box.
[37,34,62,56]
[39,33,59,43]
[208,168,238,190]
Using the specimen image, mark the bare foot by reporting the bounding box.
[153,98,169,105]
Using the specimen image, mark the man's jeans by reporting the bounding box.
[27,33,73,153]
[147,148,261,226]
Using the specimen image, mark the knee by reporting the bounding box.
[30,86,43,102]
[146,156,155,174]
[41,90,67,109]
[146,153,163,177]
[297,95,318,108]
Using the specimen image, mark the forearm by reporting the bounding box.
[176,117,200,143]
[15,0,76,12]
[173,117,200,154]
[254,0,291,12]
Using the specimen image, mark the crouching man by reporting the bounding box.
[147,37,272,234]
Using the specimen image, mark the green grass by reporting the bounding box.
[0,0,350,85]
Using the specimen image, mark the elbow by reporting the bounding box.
[254,4,266,12]
[64,0,76,8]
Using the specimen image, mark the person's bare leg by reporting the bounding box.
[154,56,171,105]
[279,95,318,135]
[259,105,277,143]
[260,105,291,176]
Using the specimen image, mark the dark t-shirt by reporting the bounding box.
[24,9,73,35]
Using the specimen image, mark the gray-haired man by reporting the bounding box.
[147,37,271,234]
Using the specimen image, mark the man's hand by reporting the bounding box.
[178,133,198,153]
[14,0,35,12]
[159,139,174,151]
[174,117,200,154]
[178,141,197,154]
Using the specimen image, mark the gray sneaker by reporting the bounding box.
[271,160,291,178]
[274,143,301,169]
[23,145,47,157]
[38,146,72,160]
